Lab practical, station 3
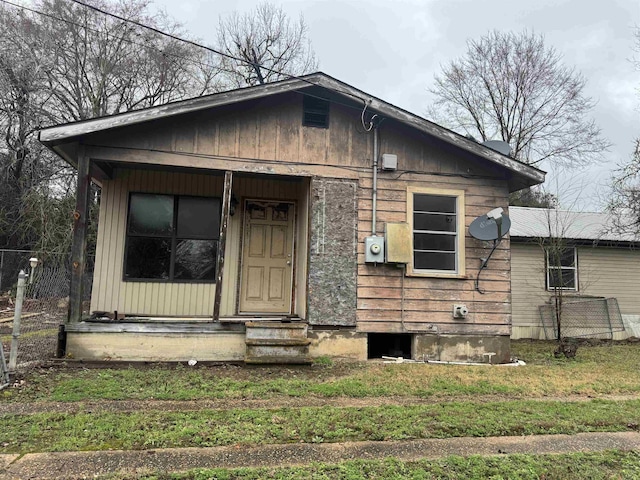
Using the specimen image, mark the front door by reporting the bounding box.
[239,200,295,314]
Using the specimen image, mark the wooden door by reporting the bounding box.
[239,200,295,314]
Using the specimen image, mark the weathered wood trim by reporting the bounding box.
[65,322,245,333]
[40,73,544,189]
[213,171,233,321]
[68,146,91,324]
[85,145,360,179]
[40,77,312,143]
[356,321,511,335]
[315,75,545,187]
[90,161,113,182]
[406,185,466,277]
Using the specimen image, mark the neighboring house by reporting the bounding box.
[39,72,544,363]
[510,206,640,340]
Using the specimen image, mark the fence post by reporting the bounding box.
[0,336,9,387]
[0,250,4,293]
[8,270,27,373]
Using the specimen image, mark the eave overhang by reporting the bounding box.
[39,72,545,191]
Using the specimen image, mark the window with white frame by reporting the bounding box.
[409,188,464,275]
[546,246,577,290]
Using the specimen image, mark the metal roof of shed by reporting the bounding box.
[509,206,638,243]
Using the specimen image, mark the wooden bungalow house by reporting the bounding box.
[39,72,544,363]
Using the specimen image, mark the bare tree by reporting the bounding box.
[429,30,609,169]
[608,28,640,234]
[0,0,223,253]
[510,187,558,208]
[36,0,222,121]
[539,210,576,356]
[0,5,67,251]
[216,2,318,87]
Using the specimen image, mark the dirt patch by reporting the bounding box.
[2,393,640,416]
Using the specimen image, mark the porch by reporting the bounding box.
[65,162,319,362]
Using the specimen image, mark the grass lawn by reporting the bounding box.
[114,451,640,480]
[2,341,640,402]
[2,399,640,453]
[2,341,640,459]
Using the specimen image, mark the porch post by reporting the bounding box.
[68,146,90,324]
[213,170,233,321]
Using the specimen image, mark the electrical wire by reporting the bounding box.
[1,0,387,134]
[65,0,373,107]
[0,0,374,110]
[361,99,377,132]
[3,0,385,128]
[0,0,222,73]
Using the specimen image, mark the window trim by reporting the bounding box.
[406,186,466,277]
[123,192,221,284]
[546,246,578,291]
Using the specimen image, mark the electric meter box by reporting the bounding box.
[365,236,385,263]
[385,222,412,264]
[381,154,398,171]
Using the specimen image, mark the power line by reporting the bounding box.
[65,0,372,106]
[67,0,313,86]
[0,0,379,129]
[0,0,222,74]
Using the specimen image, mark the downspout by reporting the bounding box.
[372,125,379,236]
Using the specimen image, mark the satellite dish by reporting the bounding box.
[469,212,511,241]
[482,140,512,157]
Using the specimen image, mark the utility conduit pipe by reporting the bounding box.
[372,125,379,236]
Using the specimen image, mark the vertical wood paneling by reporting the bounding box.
[218,115,237,157]
[195,121,216,155]
[329,105,351,165]
[258,109,278,159]
[92,169,224,316]
[238,114,258,159]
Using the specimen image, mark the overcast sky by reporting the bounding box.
[155,0,639,211]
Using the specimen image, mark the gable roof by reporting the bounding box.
[39,72,544,190]
[509,206,638,243]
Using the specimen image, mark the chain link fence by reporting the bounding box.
[538,297,625,340]
[0,249,93,374]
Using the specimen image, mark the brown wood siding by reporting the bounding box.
[87,93,513,333]
[355,171,511,334]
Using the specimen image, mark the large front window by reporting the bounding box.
[547,246,577,290]
[124,193,221,282]
[408,188,465,275]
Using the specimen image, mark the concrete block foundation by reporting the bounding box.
[413,334,511,363]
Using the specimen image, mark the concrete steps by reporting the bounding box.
[245,321,311,364]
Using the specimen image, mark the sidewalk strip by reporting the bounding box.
[4,432,640,480]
